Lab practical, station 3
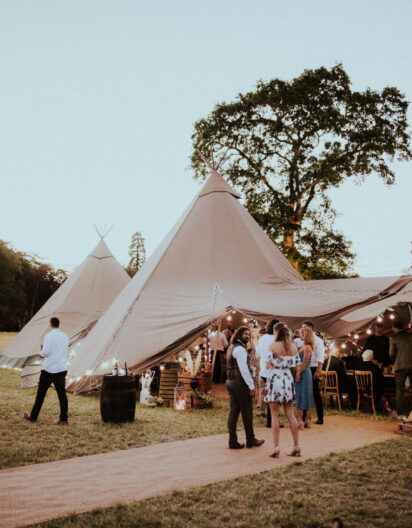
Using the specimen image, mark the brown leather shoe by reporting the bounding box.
[246,438,265,448]
[24,413,35,423]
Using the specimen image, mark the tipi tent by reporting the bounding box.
[68,171,412,392]
[1,238,131,387]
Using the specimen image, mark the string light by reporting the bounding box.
[366,329,372,335]
[226,315,232,321]
[194,345,200,350]
[160,365,165,371]
[389,314,396,320]
[178,357,183,362]
[377,316,383,323]
[243,317,248,323]
[341,343,347,349]
[354,334,359,340]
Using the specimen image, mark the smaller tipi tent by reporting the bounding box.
[1,238,130,387]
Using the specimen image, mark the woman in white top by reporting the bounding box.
[265,322,302,458]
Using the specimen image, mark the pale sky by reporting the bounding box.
[1,0,411,277]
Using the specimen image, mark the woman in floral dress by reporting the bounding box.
[264,322,302,458]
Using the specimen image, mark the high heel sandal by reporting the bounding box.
[270,447,280,458]
[287,446,302,457]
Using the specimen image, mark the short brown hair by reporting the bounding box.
[50,317,60,328]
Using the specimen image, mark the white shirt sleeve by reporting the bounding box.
[40,333,52,357]
[315,335,325,365]
[233,346,255,390]
[221,333,228,348]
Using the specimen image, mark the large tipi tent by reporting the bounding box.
[68,171,412,392]
[1,238,131,387]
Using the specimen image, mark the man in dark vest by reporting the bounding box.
[226,326,264,449]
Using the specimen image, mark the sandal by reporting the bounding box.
[287,446,302,457]
[270,447,280,458]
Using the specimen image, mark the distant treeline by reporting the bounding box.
[0,240,67,331]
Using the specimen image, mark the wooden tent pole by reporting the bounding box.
[211,318,222,383]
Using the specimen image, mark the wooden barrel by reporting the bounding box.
[100,375,136,423]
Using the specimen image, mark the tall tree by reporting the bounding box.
[191,64,411,278]
[126,232,146,277]
[0,240,67,331]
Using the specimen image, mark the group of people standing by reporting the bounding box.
[226,318,325,457]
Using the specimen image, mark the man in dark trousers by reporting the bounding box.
[226,326,264,449]
[390,321,412,416]
[363,322,390,367]
[24,317,69,424]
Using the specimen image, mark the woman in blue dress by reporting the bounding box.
[295,326,314,429]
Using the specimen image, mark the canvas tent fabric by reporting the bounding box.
[67,171,412,392]
[1,239,130,387]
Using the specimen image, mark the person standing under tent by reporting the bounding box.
[294,320,325,424]
[24,317,69,424]
[210,326,228,383]
[265,322,301,457]
[226,326,265,449]
[294,326,314,429]
[390,321,412,417]
[256,318,278,428]
[363,322,390,367]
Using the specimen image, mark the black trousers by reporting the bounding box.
[30,370,68,422]
[261,376,271,427]
[212,350,225,383]
[226,380,254,446]
[304,367,323,422]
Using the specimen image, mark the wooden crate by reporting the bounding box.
[158,363,180,406]
[397,422,412,435]
[177,371,212,407]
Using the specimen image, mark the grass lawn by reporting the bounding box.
[31,436,412,528]
[0,368,267,469]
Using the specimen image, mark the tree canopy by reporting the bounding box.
[191,64,411,278]
[0,240,67,331]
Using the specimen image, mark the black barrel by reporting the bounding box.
[100,375,136,423]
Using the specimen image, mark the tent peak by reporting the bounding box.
[93,224,114,240]
[198,170,240,199]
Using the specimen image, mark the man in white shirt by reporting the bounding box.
[226,326,264,449]
[294,320,325,424]
[210,327,229,383]
[256,318,278,428]
[24,317,69,424]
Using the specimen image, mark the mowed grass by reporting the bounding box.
[32,436,412,528]
[0,368,267,469]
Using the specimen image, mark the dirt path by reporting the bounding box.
[0,416,397,528]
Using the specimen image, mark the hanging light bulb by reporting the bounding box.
[366,329,372,335]
[160,365,165,371]
[243,317,248,323]
[178,357,183,362]
[354,334,359,340]
[341,343,347,349]
[377,316,383,323]
[194,345,200,350]
[389,314,396,320]
[226,315,232,321]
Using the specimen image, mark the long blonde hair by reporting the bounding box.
[301,326,315,350]
[274,322,292,352]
